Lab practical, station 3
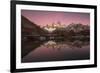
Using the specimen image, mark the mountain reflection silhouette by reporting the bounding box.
[22,39,90,63]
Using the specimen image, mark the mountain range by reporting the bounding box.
[21,15,90,40]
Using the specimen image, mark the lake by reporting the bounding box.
[21,39,90,63]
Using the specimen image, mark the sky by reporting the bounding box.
[21,10,90,27]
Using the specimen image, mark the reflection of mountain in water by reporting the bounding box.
[21,40,45,58]
[43,40,89,49]
[22,40,90,63]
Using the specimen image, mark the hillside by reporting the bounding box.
[21,15,48,41]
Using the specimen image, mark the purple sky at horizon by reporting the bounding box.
[21,10,90,27]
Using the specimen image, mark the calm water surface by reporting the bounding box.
[22,40,90,63]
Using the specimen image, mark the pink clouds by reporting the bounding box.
[21,10,90,27]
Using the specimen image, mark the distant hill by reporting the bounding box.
[66,23,90,33]
[53,23,90,38]
[21,15,48,36]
